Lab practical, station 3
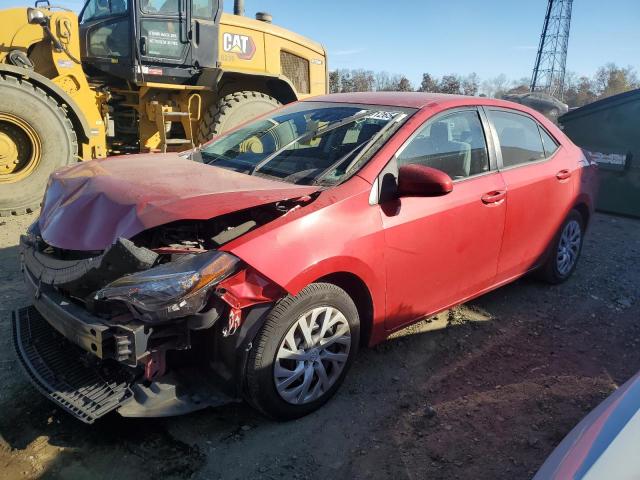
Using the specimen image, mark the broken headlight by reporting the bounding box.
[95,250,239,322]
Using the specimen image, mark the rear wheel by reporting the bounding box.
[195,91,281,145]
[0,75,77,216]
[538,209,584,284]
[246,283,359,420]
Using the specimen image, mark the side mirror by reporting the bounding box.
[397,164,453,197]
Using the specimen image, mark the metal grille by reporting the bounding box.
[280,51,310,94]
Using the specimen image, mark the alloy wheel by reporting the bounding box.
[557,219,581,275]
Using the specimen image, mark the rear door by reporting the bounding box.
[379,108,507,331]
[484,108,575,281]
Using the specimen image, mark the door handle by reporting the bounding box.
[481,190,506,204]
[556,169,572,180]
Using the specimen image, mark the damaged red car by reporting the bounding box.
[13,92,598,423]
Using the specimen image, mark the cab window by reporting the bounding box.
[192,0,216,18]
[81,0,128,23]
[141,0,179,14]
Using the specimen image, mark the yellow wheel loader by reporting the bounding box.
[0,0,327,216]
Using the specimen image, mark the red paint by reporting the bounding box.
[397,164,454,196]
[39,153,318,251]
[41,93,598,348]
[217,267,285,310]
[144,349,166,381]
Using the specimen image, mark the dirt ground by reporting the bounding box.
[0,211,638,480]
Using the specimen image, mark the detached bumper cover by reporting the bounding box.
[12,306,134,424]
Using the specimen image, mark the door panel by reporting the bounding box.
[381,172,507,330]
[485,109,576,280]
[495,156,575,280]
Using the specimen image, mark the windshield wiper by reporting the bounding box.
[249,111,374,176]
[312,113,407,185]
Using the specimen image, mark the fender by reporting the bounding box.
[218,69,299,104]
[223,179,388,344]
[0,63,92,141]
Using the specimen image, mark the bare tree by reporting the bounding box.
[438,74,461,94]
[461,73,479,96]
[481,74,509,98]
[418,73,439,93]
[594,63,639,99]
[329,70,341,94]
[395,76,413,92]
[329,63,638,107]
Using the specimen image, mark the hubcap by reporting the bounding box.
[0,114,41,183]
[274,306,351,405]
[557,219,581,275]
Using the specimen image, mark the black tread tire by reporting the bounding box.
[245,282,360,420]
[0,74,78,217]
[195,91,281,145]
[537,209,584,284]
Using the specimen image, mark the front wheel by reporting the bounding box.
[0,75,77,216]
[538,209,584,284]
[245,283,359,420]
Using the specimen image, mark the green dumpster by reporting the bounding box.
[559,88,640,218]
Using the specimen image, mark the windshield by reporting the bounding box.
[199,102,413,185]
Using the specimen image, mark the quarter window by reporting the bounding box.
[397,110,490,180]
[539,127,559,157]
[488,110,545,168]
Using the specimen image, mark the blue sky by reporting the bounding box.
[2,0,638,86]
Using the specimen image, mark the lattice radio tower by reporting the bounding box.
[530,0,574,98]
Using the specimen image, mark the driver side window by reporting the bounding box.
[397,110,489,180]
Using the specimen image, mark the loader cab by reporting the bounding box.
[78,0,221,84]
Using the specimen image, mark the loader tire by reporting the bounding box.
[0,74,78,216]
[195,91,281,145]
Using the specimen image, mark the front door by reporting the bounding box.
[380,108,507,331]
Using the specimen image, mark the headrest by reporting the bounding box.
[431,122,450,144]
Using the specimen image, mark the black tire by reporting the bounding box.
[246,283,360,420]
[537,209,584,284]
[0,74,77,217]
[195,91,281,145]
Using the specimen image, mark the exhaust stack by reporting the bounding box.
[234,0,244,16]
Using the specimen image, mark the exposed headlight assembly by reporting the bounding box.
[95,250,239,322]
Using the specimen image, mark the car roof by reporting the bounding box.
[302,91,523,110]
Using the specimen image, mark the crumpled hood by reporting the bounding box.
[39,154,319,251]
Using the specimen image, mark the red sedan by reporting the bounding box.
[14,92,598,422]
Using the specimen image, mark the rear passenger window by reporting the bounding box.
[539,127,559,157]
[488,110,545,168]
[397,110,489,180]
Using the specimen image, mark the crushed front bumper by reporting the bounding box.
[12,304,235,423]
[12,306,134,423]
[22,266,150,366]
[15,266,234,424]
